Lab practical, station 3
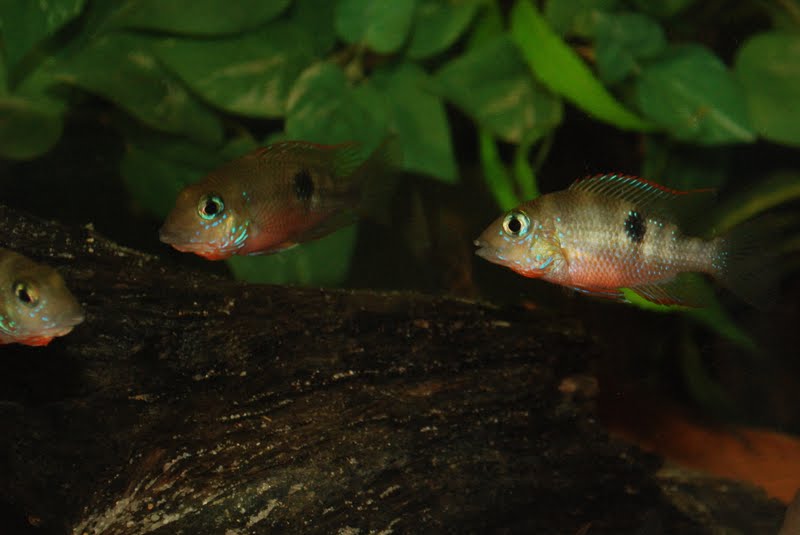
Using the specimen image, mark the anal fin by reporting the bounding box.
[568,286,624,301]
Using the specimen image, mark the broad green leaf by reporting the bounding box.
[372,63,456,182]
[630,0,695,18]
[543,0,620,37]
[286,62,388,148]
[53,33,223,144]
[0,95,63,159]
[513,128,546,200]
[641,136,730,191]
[636,45,755,145]
[0,44,6,93]
[155,23,316,118]
[108,0,291,35]
[712,171,800,234]
[335,0,417,54]
[479,130,518,210]
[734,32,800,147]
[435,35,563,143]
[120,133,257,218]
[512,0,652,131]
[226,226,358,286]
[407,0,480,59]
[763,1,800,32]
[594,12,666,84]
[0,0,86,72]
[466,0,503,48]
[291,0,337,56]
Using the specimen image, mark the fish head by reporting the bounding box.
[159,181,250,260]
[474,205,558,278]
[0,254,84,346]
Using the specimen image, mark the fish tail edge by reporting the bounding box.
[351,135,403,225]
[713,218,780,308]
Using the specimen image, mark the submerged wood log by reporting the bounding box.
[0,204,785,534]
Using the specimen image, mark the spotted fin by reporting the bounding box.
[570,174,715,209]
[625,273,712,307]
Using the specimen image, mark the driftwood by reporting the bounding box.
[0,203,786,534]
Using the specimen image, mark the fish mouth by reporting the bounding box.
[159,230,238,260]
[158,226,181,245]
[474,238,493,260]
[65,310,86,327]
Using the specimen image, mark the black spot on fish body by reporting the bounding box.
[293,168,314,201]
[624,210,646,243]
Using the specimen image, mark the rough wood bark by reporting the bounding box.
[0,204,785,534]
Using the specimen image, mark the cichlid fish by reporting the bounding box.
[0,249,84,346]
[474,174,762,307]
[159,138,397,260]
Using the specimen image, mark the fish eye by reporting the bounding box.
[502,210,531,238]
[198,193,224,220]
[12,281,39,307]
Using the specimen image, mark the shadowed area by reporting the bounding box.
[0,203,786,534]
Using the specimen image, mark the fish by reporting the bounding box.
[0,249,84,346]
[474,174,763,307]
[159,138,398,260]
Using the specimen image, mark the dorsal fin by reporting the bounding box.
[250,141,364,178]
[569,174,715,208]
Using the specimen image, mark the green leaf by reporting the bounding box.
[372,63,457,182]
[291,0,337,56]
[435,35,563,143]
[513,129,544,200]
[543,0,620,37]
[620,282,757,353]
[0,43,7,93]
[641,136,730,191]
[630,0,695,18]
[54,33,223,144]
[479,130,518,210]
[466,0,503,48]
[679,328,738,417]
[226,226,358,286]
[155,23,316,118]
[407,0,480,59]
[0,95,63,159]
[686,305,757,354]
[0,0,86,71]
[120,133,257,218]
[511,0,653,131]
[734,31,800,147]
[286,62,388,147]
[109,0,291,35]
[636,45,755,145]
[335,0,417,54]
[594,12,666,84]
[712,171,800,234]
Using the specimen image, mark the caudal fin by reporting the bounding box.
[714,218,780,308]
